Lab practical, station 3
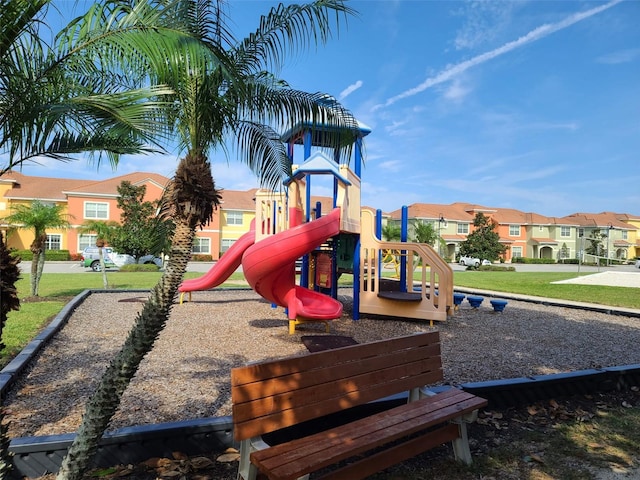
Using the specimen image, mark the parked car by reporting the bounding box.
[459,256,491,267]
[635,259,640,269]
[81,247,163,272]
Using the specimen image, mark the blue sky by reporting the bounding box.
[15,0,640,217]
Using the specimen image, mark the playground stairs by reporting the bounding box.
[358,209,454,325]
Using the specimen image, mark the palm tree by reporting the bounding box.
[57,1,359,479]
[0,1,207,476]
[78,220,120,288]
[3,201,71,296]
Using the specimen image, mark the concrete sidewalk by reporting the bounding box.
[551,270,640,288]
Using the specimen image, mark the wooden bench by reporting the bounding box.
[231,332,487,480]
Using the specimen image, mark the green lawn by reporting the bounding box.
[453,271,640,309]
[2,269,638,367]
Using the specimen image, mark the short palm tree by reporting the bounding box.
[3,201,71,296]
[57,1,360,479]
[78,220,120,288]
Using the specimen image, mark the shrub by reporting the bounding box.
[478,265,516,272]
[191,254,213,262]
[11,249,71,261]
[119,263,159,272]
[512,257,556,264]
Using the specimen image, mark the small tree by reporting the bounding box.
[459,213,506,264]
[585,228,607,263]
[412,220,438,245]
[109,181,161,260]
[382,223,401,241]
[78,220,120,288]
[3,201,71,296]
[559,243,570,263]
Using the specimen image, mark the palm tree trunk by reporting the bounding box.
[29,252,39,297]
[99,250,109,289]
[56,221,195,480]
[36,250,45,294]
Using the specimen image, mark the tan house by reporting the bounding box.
[387,202,640,263]
[2,171,639,263]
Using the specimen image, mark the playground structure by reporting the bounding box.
[178,119,454,331]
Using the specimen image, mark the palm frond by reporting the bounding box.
[233,0,357,74]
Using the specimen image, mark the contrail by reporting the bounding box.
[379,0,623,109]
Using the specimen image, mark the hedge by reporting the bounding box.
[512,257,556,264]
[119,263,160,272]
[11,249,71,261]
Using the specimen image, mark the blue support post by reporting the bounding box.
[355,137,363,178]
[353,237,361,320]
[400,206,408,292]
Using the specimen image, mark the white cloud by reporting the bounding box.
[378,159,402,172]
[453,0,518,51]
[339,80,363,100]
[442,78,471,102]
[596,48,640,64]
[377,0,623,109]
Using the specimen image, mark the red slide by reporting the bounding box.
[242,208,343,321]
[178,223,255,295]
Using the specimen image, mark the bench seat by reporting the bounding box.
[251,388,486,480]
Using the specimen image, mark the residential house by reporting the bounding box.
[2,171,639,263]
[562,212,636,261]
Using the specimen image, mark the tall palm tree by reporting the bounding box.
[0,1,211,476]
[3,201,71,296]
[78,220,120,288]
[57,1,360,479]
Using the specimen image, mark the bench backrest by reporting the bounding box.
[231,331,442,440]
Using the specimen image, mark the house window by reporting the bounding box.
[509,225,520,236]
[226,211,243,226]
[560,226,571,237]
[78,234,97,251]
[512,246,523,258]
[221,238,235,253]
[457,223,469,235]
[539,225,543,231]
[622,230,628,240]
[578,228,585,238]
[46,234,62,250]
[84,202,108,219]
[192,237,211,254]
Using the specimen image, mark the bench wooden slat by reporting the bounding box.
[233,358,441,421]
[316,423,460,480]
[232,332,440,388]
[252,389,475,463]
[232,333,444,440]
[251,389,487,480]
[232,342,440,404]
[234,369,443,440]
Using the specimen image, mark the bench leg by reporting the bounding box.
[451,418,472,465]
[237,437,269,480]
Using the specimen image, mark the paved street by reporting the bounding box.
[20,260,640,286]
